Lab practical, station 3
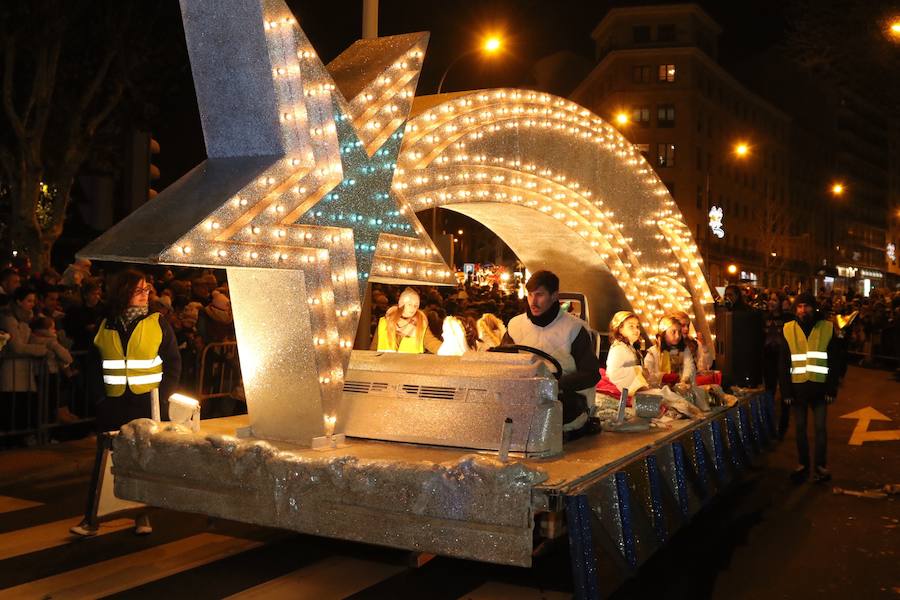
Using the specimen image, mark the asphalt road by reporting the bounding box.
[0,365,896,599]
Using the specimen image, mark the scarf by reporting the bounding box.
[526,300,561,327]
[120,305,149,329]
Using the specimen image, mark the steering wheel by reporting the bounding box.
[488,344,563,381]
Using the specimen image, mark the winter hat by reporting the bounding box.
[209,290,231,312]
[794,292,817,309]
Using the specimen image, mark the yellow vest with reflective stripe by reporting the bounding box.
[376,317,425,353]
[783,320,832,384]
[94,313,164,396]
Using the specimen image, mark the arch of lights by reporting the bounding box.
[393,90,716,345]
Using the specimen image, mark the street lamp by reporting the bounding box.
[831,182,845,196]
[733,142,750,158]
[432,35,504,239]
[614,111,630,127]
[727,263,738,276]
[887,18,900,40]
[436,34,504,94]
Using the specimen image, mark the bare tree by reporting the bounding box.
[0,1,176,270]
[752,191,794,286]
[784,0,900,111]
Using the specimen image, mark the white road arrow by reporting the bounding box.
[840,407,900,445]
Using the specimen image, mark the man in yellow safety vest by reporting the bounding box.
[778,292,842,484]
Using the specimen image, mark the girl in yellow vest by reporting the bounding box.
[71,269,181,537]
[369,287,442,353]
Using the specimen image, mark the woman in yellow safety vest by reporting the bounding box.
[71,269,181,537]
[369,287,442,353]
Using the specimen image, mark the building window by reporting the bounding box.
[633,25,651,43]
[657,143,676,167]
[635,143,650,160]
[632,65,652,83]
[657,24,676,42]
[632,106,651,125]
[658,64,676,82]
[696,184,704,209]
[657,103,675,127]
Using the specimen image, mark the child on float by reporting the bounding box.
[670,309,712,372]
[644,315,696,387]
[596,310,650,402]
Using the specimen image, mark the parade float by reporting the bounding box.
[78,1,773,596]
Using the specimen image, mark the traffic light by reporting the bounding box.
[148,135,160,199]
[122,130,162,217]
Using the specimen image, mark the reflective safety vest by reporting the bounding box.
[783,320,833,384]
[376,315,425,353]
[94,313,164,397]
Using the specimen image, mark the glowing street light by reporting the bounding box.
[888,18,900,40]
[437,34,505,93]
[727,263,738,275]
[614,111,630,126]
[734,142,750,158]
[483,36,502,53]
[831,182,845,196]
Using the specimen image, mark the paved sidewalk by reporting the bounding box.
[0,436,96,487]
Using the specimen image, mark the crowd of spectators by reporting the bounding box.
[4,249,899,446]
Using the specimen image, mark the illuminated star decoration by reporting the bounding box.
[78,0,452,444]
[296,98,428,298]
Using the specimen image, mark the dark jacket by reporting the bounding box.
[763,309,793,391]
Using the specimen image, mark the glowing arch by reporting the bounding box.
[392,89,716,347]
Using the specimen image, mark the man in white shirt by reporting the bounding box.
[503,271,601,438]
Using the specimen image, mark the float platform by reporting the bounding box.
[110,392,773,599]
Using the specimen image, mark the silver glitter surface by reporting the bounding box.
[338,351,562,456]
[112,419,547,566]
[228,268,326,443]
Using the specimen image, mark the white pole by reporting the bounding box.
[151,388,161,422]
[362,0,378,39]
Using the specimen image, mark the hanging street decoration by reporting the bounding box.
[708,206,725,239]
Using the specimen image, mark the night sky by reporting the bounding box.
[153,0,789,191]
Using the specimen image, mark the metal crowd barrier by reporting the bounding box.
[196,341,245,418]
[0,350,95,446]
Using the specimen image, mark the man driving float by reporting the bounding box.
[502,271,601,438]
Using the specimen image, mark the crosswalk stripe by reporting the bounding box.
[0,496,41,514]
[225,556,406,600]
[458,581,572,599]
[0,517,132,561]
[1,532,264,599]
